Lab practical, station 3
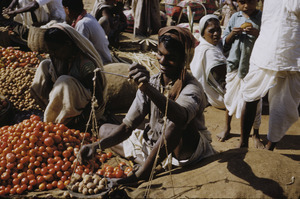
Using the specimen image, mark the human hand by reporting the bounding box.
[2,9,15,17]
[231,27,243,36]
[78,142,98,164]
[129,62,150,86]
[244,27,259,37]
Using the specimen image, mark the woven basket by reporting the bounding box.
[27,26,48,53]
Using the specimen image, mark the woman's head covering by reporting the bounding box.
[199,14,219,36]
[158,26,197,100]
[47,23,107,114]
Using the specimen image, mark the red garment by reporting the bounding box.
[71,10,87,28]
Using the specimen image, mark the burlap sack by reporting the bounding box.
[104,63,137,112]
[27,26,48,53]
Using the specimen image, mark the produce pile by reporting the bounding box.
[68,172,109,195]
[0,115,133,196]
[0,46,48,112]
[0,67,40,111]
[0,47,43,69]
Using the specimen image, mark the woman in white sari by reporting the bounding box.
[31,23,107,129]
[190,14,227,110]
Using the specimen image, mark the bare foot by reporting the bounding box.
[252,135,265,149]
[216,130,230,142]
[265,141,277,151]
[237,140,248,148]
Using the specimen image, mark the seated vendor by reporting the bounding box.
[3,0,65,27]
[78,26,216,184]
[30,23,107,129]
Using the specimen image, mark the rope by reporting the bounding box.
[70,69,101,182]
[144,85,176,198]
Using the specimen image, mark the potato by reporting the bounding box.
[98,184,105,191]
[82,187,88,195]
[71,184,79,192]
[99,178,107,185]
[93,178,100,185]
[78,186,83,193]
[86,182,96,189]
[83,174,93,184]
[88,188,94,194]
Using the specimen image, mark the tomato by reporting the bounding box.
[9,188,16,195]
[40,168,48,175]
[56,171,63,178]
[106,152,113,159]
[105,165,114,173]
[57,180,65,190]
[36,175,44,184]
[43,174,53,182]
[6,153,16,163]
[44,137,54,147]
[105,171,114,178]
[46,183,53,190]
[96,169,105,176]
[124,167,133,175]
[20,177,28,185]
[62,150,71,158]
[39,182,46,191]
[51,180,58,188]
[29,179,37,186]
[29,135,38,143]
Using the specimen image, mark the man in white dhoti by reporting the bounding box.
[241,0,300,150]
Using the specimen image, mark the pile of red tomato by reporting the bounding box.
[0,115,132,196]
[95,161,133,179]
[0,47,43,69]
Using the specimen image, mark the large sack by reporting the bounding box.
[27,26,48,53]
[121,148,299,198]
[104,63,137,112]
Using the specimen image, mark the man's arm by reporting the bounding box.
[5,1,39,16]
[129,63,188,126]
[6,0,19,11]
[78,123,133,164]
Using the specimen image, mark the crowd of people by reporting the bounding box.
[0,0,299,186]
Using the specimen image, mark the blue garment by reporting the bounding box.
[222,11,262,78]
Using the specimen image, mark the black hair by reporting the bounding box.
[158,34,185,64]
[44,28,73,45]
[201,18,220,36]
[62,0,83,13]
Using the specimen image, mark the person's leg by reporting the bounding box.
[265,141,277,151]
[30,59,54,110]
[44,75,91,124]
[267,72,300,150]
[100,124,145,165]
[240,99,259,148]
[216,109,232,141]
[252,99,264,149]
